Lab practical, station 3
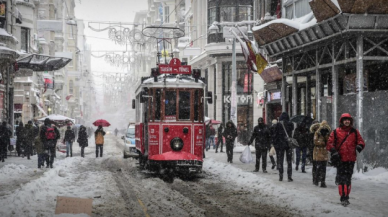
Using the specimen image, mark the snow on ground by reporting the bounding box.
[203,146,388,217]
[1,138,387,217]
[0,137,124,217]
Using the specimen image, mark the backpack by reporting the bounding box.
[45,127,56,140]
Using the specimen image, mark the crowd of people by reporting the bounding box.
[206,112,365,207]
[0,118,106,168]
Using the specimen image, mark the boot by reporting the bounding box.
[313,180,319,186]
[272,164,276,170]
[50,164,53,168]
[320,182,327,188]
[279,174,283,181]
[288,177,293,182]
[295,165,298,171]
[263,170,268,173]
[253,169,259,172]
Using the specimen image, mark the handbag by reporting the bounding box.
[281,121,299,148]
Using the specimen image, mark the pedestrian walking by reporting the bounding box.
[15,122,25,157]
[272,112,294,182]
[210,125,216,149]
[95,125,106,158]
[310,120,331,188]
[269,119,278,170]
[205,122,211,151]
[294,119,310,173]
[248,117,270,173]
[327,113,365,206]
[78,125,88,157]
[34,126,45,168]
[64,126,75,157]
[40,118,58,168]
[223,120,237,163]
[114,128,119,137]
[215,124,224,153]
[0,121,12,162]
[24,121,35,160]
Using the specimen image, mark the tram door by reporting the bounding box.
[143,98,149,156]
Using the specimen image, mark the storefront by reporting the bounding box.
[253,2,388,168]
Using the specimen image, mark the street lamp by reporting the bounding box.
[48,107,52,115]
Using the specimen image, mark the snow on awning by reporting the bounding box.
[16,54,72,72]
[36,104,48,116]
[0,43,19,59]
[253,21,298,46]
[260,65,283,83]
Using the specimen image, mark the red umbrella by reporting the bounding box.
[93,119,111,127]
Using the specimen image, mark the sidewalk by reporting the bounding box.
[204,148,388,217]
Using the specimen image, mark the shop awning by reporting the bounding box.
[16,54,72,72]
[36,104,48,116]
[260,65,283,83]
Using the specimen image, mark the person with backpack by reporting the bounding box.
[64,126,75,157]
[40,118,58,168]
[24,121,35,160]
[0,121,12,162]
[95,125,106,158]
[15,122,25,157]
[78,125,88,157]
[326,113,365,207]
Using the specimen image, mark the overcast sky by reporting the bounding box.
[74,0,148,75]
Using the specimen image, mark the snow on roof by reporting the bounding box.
[252,12,316,32]
[0,28,13,37]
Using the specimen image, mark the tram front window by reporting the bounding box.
[179,91,191,120]
[165,91,177,119]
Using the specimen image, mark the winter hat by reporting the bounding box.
[272,119,278,125]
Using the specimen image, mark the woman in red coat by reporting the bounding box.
[326,113,365,207]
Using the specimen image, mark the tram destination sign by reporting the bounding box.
[159,58,191,75]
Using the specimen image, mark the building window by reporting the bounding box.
[220,6,236,22]
[284,0,311,19]
[208,7,217,25]
[21,27,29,53]
[69,80,74,94]
[164,6,169,23]
[238,6,252,21]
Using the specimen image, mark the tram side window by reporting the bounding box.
[194,90,199,121]
[179,91,191,120]
[155,89,161,120]
[165,91,177,119]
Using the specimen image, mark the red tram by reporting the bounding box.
[132,58,212,176]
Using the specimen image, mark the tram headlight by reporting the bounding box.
[170,137,184,151]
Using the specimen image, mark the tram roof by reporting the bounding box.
[136,74,205,93]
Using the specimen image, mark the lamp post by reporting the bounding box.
[48,107,52,115]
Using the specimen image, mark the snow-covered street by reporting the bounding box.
[0,135,387,217]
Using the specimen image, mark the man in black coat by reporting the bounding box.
[15,122,25,157]
[78,125,88,157]
[248,118,270,173]
[272,112,294,182]
[0,121,12,162]
[223,120,238,163]
[24,121,35,160]
[215,124,224,153]
[64,126,75,157]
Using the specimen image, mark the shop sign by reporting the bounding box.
[267,91,281,102]
[224,95,253,105]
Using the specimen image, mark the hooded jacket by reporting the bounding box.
[326,113,365,162]
[272,112,294,149]
[222,120,237,144]
[24,123,35,144]
[16,122,25,141]
[64,128,75,142]
[294,123,310,149]
[78,126,89,147]
[310,121,331,161]
[249,121,270,149]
